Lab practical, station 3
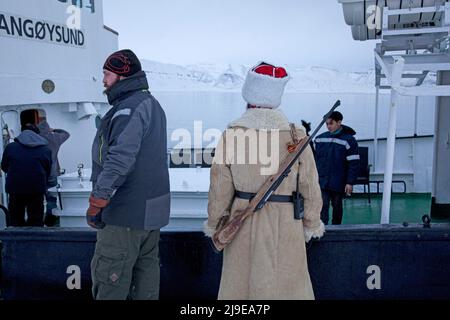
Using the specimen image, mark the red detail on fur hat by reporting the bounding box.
[253,63,288,79]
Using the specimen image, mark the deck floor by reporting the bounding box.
[339,193,449,225]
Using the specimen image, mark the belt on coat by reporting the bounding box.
[235,191,294,203]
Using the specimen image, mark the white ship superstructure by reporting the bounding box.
[0,0,118,164]
[0,0,211,229]
[337,0,450,220]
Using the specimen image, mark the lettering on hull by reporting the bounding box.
[0,12,85,48]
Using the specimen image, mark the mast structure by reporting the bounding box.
[338,0,450,223]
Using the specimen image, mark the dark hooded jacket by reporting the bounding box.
[37,121,70,187]
[1,130,52,194]
[90,71,170,231]
[314,125,360,193]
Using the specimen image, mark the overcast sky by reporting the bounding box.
[103,0,377,71]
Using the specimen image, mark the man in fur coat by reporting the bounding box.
[205,62,324,300]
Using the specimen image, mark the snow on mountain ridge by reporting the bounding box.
[141,60,376,93]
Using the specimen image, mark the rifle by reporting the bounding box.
[212,100,341,252]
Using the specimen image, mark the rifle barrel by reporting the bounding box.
[254,100,341,211]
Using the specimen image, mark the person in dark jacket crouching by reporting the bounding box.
[314,111,360,225]
[88,49,170,300]
[1,124,52,227]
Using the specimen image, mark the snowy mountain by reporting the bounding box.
[142,60,439,94]
[285,66,375,94]
[142,60,383,93]
[141,60,247,91]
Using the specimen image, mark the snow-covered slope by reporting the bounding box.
[142,60,377,93]
[142,60,438,94]
[286,66,375,93]
[141,60,246,91]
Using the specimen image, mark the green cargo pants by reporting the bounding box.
[90,225,160,300]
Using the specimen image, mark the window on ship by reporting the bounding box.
[57,0,95,13]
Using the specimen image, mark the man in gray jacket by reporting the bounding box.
[37,119,70,227]
[88,49,170,300]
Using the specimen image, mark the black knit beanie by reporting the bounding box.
[103,49,142,77]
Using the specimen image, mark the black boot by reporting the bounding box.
[44,213,59,227]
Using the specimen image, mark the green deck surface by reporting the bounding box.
[335,193,450,225]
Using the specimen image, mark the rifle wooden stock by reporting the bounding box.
[212,137,309,252]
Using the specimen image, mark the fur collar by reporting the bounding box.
[228,108,293,130]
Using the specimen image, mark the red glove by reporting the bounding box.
[86,195,109,229]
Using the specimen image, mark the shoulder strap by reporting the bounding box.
[289,123,301,144]
[289,123,303,193]
[288,123,301,153]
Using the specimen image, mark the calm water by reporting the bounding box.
[154,91,436,149]
[58,91,436,173]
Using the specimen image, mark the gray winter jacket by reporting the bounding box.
[37,121,70,187]
[90,71,170,231]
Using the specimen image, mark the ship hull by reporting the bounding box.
[1,224,450,300]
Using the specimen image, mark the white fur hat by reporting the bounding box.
[242,62,290,109]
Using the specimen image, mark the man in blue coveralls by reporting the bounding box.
[314,111,360,225]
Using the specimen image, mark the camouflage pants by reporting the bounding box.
[90,225,160,300]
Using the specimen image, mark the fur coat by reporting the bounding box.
[205,108,324,300]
